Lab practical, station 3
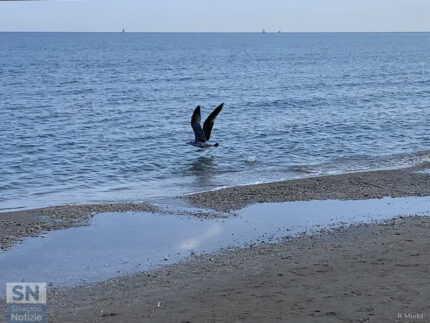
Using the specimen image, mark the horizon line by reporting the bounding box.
[1,30,430,33]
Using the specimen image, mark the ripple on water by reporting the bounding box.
[1,33,430,209]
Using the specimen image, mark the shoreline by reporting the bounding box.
[188,164,430,211]
[1,165,429,321]
[1,164,429,250]
[0,203,159,250]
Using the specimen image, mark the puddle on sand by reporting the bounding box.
[0,196,429,295]
[415,169,430,174]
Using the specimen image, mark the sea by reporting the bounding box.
[1,32,429,211]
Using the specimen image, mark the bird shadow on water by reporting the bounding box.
[184,155,219,190]
[189,156,215,176]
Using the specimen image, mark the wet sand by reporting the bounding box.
[1,166,429,322]
[29,216,430,322]
[0,203,159,250]
[1,165,429,250]
[188,166,430,211]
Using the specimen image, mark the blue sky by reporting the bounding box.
[0,0,429,32]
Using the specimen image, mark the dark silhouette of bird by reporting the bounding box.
[188,103,224,148]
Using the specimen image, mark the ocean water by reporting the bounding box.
[1,32,429,210]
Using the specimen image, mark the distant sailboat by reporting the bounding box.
[262,29,266,34]
[122,28,125,33]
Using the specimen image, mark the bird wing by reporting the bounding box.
[203,103,224,141]
[191,105,206,142]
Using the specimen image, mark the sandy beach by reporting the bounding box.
[1,165,429,322]
[43,215,430,322]
[188,164,430,211]
[1,164,429,250]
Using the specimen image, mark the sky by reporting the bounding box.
[0,0,429,32]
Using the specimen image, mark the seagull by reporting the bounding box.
[188,103,224,148]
